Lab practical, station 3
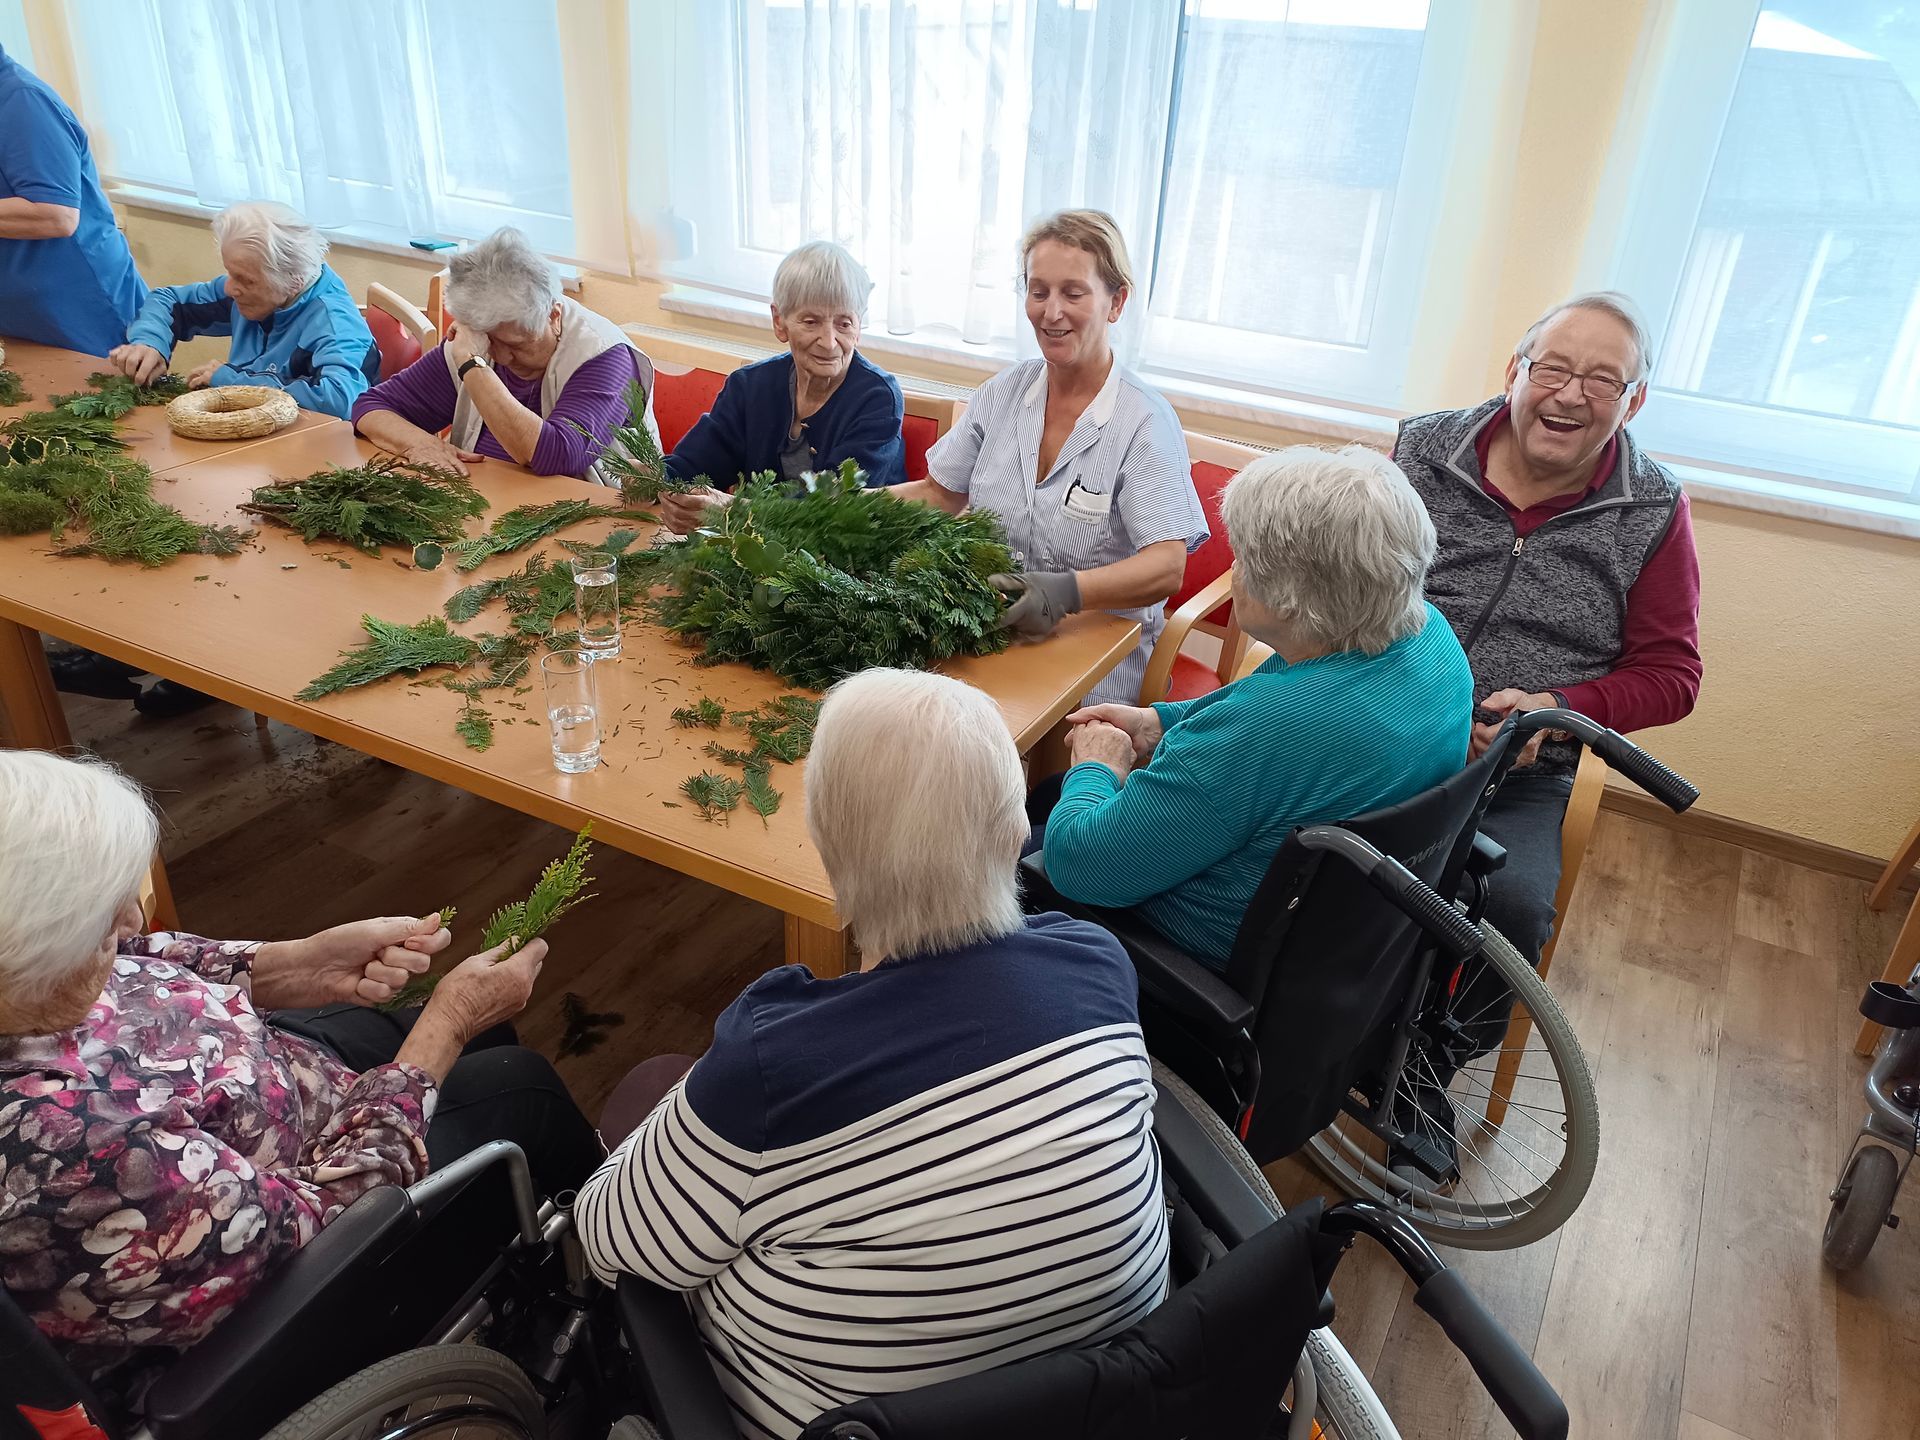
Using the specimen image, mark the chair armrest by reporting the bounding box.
[616,1278,740,1440]
[1137,566,1235,704]
[1466,831,1508,876]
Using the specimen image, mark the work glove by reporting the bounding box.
[989,570,1081,637]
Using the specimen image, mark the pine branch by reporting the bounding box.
[50,372,189,419]
[449,683,495,751]
[582,379,701,504]
[680,770,745,822]
[240,457,488,553]
[298,614,479,700]
[1,451,247,565]
[448,498,653,571]
[670,695,726,728]
[744,764,782,826]
[0,370,27,407]
[1,411,128,465]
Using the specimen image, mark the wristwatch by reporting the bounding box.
[457,354,492,382]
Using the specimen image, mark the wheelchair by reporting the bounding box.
[2,1141,624,1440]
[1023,708,1698,1249]
[1825,963,1920,1270]
[612,1060,1570,1440]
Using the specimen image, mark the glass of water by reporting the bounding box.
[571,550,621,659]
[541,650,601,774]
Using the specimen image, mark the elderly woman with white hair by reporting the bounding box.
[577,669,1169,1440]
[107,200,377,419]
[351,225,659,482]
[656,240,907,535]
[0,750,600,1387]
[1039,444,1475,971]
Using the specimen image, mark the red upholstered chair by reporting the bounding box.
[901,413,938,481]
[652,364,729,452]
[360,283,435,381]
[1137,433,1265,705]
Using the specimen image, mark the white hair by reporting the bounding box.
[212,200,329,298]
[1222,444,1436,657]
[1517,290,1656,381]
[447,227,562,335]
[771,241,872,324]
[0,751,157,1005]
[806,669,1026,961]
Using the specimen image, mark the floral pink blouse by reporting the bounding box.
[0,932,435,1377]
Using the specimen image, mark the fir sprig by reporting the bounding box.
[449,681,495,751]
[584,380,700,504]
[240,457,488,553]
[0,370,27,407]
[1,411,128,465]
[743,764,782,826]
[670,695,726,728]
[449,498,653,571]
[298,614,479,700]
[0,452,247,564]
[50,371,189,419]
[681,770,745,822]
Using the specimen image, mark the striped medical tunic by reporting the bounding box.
[575,914,1170,1439]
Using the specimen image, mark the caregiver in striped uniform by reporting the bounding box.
[1041,444,1475,972]
[576,669,1168,1440]
[888,210,1208,706]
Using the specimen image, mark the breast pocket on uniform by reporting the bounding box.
[1062,480,1114,524]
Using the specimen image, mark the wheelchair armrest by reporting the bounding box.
[1465,831,1507,876]
[1152,1086,1285,1250]
[616,1277,740,1440]
[1020,852,1255,1036]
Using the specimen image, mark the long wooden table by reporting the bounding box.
[0,345,1138,972]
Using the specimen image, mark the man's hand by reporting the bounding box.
[1068,719,1136,781]
[402,434,485,477]
[1065,703,1164,764]
[659,485,732,536]
[990,571,1081,637]
[106,343,169,386]
[251,913,452,1010]
[185,360,221,390]
[1472,688,1562,767]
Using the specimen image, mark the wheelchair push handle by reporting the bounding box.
[1296,827,1483,962]
[1514,707,1699,814]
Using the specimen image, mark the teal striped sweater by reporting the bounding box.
[1043,603,1474,969]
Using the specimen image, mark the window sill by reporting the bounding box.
[1654,458,1920,541]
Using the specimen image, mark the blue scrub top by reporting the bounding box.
[0,44,147,356]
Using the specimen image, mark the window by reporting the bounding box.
[1605,2,1920,502]
[64,0,576,257]
[643,0,1472,406]
[0,0,32,67]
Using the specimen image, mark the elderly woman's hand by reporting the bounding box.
[1068,719,1136,781]
[445,320,491,371]
[659,485,732,536]
[1065,703,1163,764]
[250,913,452,1010]
[391,938,548,1084]
[106,343,169,386]
[185,360,221,390]
[399,433,486,477]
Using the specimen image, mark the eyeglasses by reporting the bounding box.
[1517,355,1639,404]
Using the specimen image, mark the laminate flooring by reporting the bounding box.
[59,695,1919,1440]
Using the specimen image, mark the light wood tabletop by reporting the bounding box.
[0,378,1139,971]
[1,339,335,474]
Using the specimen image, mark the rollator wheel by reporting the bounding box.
[1303,922,1601,1251]
[259,1344,546,1439]
[1823,1144,1900,1272]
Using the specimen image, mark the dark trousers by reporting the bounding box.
[270,1005,603,1198]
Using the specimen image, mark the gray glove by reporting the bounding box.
[990,571,1081,637]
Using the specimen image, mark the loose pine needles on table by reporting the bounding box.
[629,459,1014,688]
[240,457,489,553]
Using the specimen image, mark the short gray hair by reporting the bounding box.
[1517,290,1656,382]
[1222,445,1436,657]
[447,227,562,335]
[806,669,1025,961]
[0,751,158,1004]
[212,200,328,298]
[772,241,872,323]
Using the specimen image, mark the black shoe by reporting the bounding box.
[1387,1080,1460,1189]
[48,648,143,700]
[133,679,217,718]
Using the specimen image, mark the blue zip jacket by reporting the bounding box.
[124,264,378,419]
[664,351,907,489]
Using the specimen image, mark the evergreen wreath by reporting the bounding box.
[629,459,1014,689]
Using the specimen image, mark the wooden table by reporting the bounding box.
[0,375,1138,972]
[1,339,334,474]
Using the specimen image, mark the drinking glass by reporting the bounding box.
[571,550,621,659]
[541,650,601,774]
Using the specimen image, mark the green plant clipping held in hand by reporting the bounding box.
[584,380,701,504]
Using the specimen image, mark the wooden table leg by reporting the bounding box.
[786,913,853,977]
[0,618,73,749]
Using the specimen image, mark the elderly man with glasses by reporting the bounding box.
[1393,291,1702,967]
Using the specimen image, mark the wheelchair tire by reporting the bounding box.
[1823,1143,1900,1271]
[258,1344,546,1439]
[1154,1059,1287,1216]
[1303,921,1600,1251]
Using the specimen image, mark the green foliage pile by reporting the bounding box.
[449,497,653,571]
[1,411,128,465]
[385,827,596,1008]
[630,460,1013,688]
[588,380,699,504]
[51,371,189,419]
[0,452,248,565]
[443,530,648,641]
[675,693,818,827]
[0,370,26,407]
[240,457,488,553]
[297,614,480,700]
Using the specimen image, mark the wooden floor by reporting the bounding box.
[61,693,1919,1440]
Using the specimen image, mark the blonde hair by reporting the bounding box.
[0,751,157,1005]
[805,669,1027,961]
[1019,209,1134,296]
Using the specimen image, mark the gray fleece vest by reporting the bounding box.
[1394,398,1681,773]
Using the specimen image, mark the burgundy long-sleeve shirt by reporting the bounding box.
[1471,411,1702,732]
[349,343,643,477]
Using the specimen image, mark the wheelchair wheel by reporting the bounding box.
[1823,1143,1900,1271]
[1304,922,1599,1250]
[259,1344,546,1439]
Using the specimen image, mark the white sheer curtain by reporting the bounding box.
[638,0,1180,360]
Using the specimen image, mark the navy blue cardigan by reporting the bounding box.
[663,350,907,489]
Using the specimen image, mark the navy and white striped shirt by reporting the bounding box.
[576,914,1170,1439]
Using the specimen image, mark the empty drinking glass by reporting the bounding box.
[541,650,601,774]
[571,550,621,659]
